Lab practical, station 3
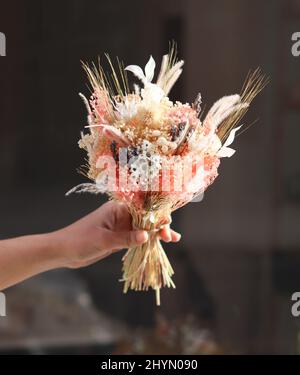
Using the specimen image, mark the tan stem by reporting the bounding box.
[121,211,175,306]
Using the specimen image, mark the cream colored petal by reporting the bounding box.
[145,55,156,82]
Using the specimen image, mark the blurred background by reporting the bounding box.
[0,0,300,354]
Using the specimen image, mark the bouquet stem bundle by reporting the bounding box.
[122,209,175,306]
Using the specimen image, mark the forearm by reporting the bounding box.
[0,233,64,290]
[0,202,177,290]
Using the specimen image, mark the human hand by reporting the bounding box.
[53,201,181,269]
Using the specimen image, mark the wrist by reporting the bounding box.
[42,230,69,270]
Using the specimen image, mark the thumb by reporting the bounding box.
[101,229,148,251]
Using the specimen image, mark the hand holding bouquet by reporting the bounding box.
[68,45,267,305]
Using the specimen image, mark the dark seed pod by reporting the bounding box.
[170,122,186,142]
[178,122,187,136]
[110,140,118,162]
[170,125,179,141]
[178,122,186,131]
[127,146,139,161]
[171,122,186,142]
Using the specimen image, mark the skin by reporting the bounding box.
[0,201,181,290]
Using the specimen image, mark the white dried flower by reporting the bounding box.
[141,140,153,153]
[169,142,177,150]
[151,130,161,137]
[161,145,169,154]
[157,137,168,146]
[114,95,140,120]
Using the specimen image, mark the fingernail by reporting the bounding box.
[135,230,148,244]
[174,232,181,242]
[165,234,172,242]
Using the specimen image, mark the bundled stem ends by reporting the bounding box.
[122,209,175,306]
